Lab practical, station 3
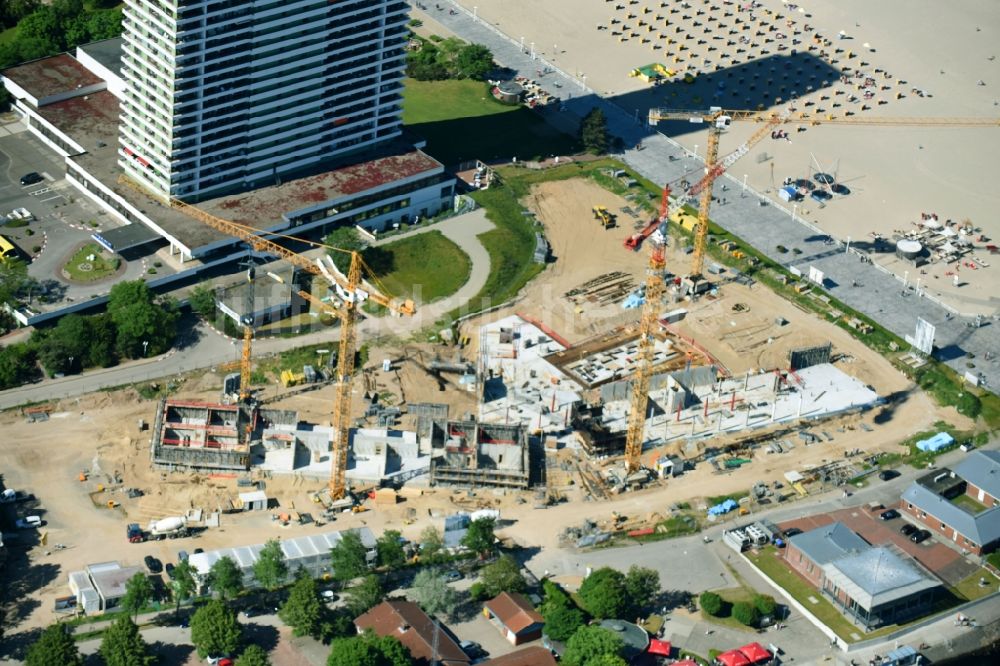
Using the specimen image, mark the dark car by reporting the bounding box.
[165,562,176,579]
[911,529,932,544]
[193,548,204,554]
[19,172,43,186]
[899,523,918,537]
[144,555,163,574]
[444,569,463,582]
[879,509,900,521]
[782,527,803,538]
[879,469,900,481]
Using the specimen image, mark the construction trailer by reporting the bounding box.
[429,420,530,489]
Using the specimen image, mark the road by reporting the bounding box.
[517,441,1000,663]
[0,211,494,410]
[422,0,1000,395]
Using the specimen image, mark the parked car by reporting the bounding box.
[7,207,33,221]
[910,529,932,544]
[15,516,41,529]
[193,548,204,554]
[321,590,339,602]
[879,509,900,521]
[178,550,189,562]
[241,606,262,618]
[879,470,900,481]
[444,570,463,582]
[781,527,802,538]
[19,172,43,186]
[899,523,918,537]
[460,640,485,658]
[144,555,163,574]
[165,563,176,579]
[206,656,232,665]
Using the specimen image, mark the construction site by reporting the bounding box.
[0,141,974,632]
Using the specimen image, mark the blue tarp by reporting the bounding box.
[708,498,739,516]
[915,432,954,452]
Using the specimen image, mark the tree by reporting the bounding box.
[208,555,244,600]
[589,656,628,666]
[542,601,585,641]
[0,342,39,390]
[171,559,197,618]
[733,601,760,627]
[253,539,289,595]
[86,313,118,367]
[754,593,777,617]
[376,530,406,570]
[411,568,459,620]
[461,517,496,559]
[120,572,153,620]
[454,43,494,79]
[330,530,369,583]
[236,644,271,666]
[107,280,179,358]
[699,591,723,617]
[191,599,242,659]
[324,226,366,273]
[99,615,154,666]
[563,625,625,666]
[479,554,527,598]
[406,42,449,81]
[235,644,271,666]
[578,567,626,620]
[624,565,660,617]
[327,631,411,666]
[16,7,62,49]
[580,108,609,154]
[25,623,82,666]
[280,568,324,638]
[419,526,444,563]
[34,313,93,375]
[189,283,217,320]
[347,574,384,616]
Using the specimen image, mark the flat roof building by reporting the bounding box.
[68,561,145,614]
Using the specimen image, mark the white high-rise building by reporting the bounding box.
[119,0,408,200]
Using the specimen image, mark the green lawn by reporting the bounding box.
[951,494,989,515]
[700,587,758,632]
[403,78,579,165]
[949,567,999,601]
[63,242,120,282]
[373,230,471,304]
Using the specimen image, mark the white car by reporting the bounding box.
[7,208,33,221]
[16,516,42,529]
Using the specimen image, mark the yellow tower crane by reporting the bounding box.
[170,200,415,499]
[625,107,1000,473]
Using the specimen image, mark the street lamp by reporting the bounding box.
[68,356,74,372]
[142,340,149,357]
[473,5,477,21]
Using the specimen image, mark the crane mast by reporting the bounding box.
[624,226,667,473]
[329,252,361,499]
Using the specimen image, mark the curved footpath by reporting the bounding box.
[0,211,494,410]
[424,0,1000,394]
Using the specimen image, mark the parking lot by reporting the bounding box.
[779,505,979,587]
[0,116,162,308]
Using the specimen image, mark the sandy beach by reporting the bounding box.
[448,0,1000,314]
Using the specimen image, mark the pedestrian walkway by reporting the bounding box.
[431,0,1000,395]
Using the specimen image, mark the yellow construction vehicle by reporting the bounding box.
[592,205,616,229]
[166,199,415,500]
